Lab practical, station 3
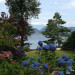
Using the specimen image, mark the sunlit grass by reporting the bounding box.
[56,50,74,58]
[26,50,74,59]
[26,50,39,61]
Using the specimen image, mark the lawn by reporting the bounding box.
[26,50,74,59]
[56,50,74,58]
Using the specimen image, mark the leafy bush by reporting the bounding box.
[62,31,75,50]
[0,46,16,54]
[17,46,30,52]
[0,59,25,75]
[52,55,74,75]
[13,49,26,61]
[0,46,26,61]
[0,22,17,48]
[38,41,57,73]
[0,40,75,75]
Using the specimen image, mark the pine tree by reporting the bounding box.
[42,12,70,47]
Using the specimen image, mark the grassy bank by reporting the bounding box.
[26,50,74,59]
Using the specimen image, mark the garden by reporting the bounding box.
[0,0,75,75]
[0,40,75,75]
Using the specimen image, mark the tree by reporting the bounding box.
[42,12,71,47]
[42,19,58,44]
[5,0,40,47]
[62,31,75,50]
[0,13,18,48]
[5,0,40,20]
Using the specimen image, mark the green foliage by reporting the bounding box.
[0,48,74,75]
[23,46,30,51]
[0,39,15,48]
[62,31,75,50]
[23,24,34,35]
[72,52,75,75]
[42,51,57,73]
[17,46,30,52]
[42,19,58,43]
[5,0,40,21]
[0,59,25,75]
[5,0,40,47]
[0,22,17,35]
[0,22,18,48]
[42,12,71,47]
[24,68,37,75]
[0,58,39,75]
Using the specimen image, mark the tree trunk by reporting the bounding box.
[19,16,28,47]
[57,39,61,48]
[19,16,24,47]
[21,35,24,47]
[56,34,61,48]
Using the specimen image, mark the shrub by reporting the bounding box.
[62,31,75,50]
[0,60,25,75]
[0,46,16,55]
[55,55,74,75]
[38,41,57,73]
[17,46,30,52]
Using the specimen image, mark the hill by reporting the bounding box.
[40,26,75,32]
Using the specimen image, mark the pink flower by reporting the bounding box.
[0,51,12,59]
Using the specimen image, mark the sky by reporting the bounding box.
[0,0,75,30]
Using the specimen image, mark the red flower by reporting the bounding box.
[0,51,12,59]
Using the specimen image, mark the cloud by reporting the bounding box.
[52,0,59,5]
[31,22,46,25]
[44,0,59,5]
[43,11,53,15]
[69,0,75,6]
[0,0,5,3]
[31,20,75,27]
[61,0,75,9]
[63,20,75,27]
[67,21,75,27]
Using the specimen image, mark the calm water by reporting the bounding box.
[24,29,49,49]
[15,28,67,49]
[15,29,49,49]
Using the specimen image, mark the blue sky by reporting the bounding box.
[0,0,75,30]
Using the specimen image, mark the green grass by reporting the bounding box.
[26,50,74,59]
[26,51,39,61]
[56,50,74,58]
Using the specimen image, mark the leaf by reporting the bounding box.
[20,70,24,75]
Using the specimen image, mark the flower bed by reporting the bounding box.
[0,41,75,75]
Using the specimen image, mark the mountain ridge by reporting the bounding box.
[40,26,75,32]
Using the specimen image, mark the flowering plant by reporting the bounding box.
[54,55,74,75]
[21,57,49,75]
[38,41,57,73]
[0,51,12,59]
[13,49,26,60]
